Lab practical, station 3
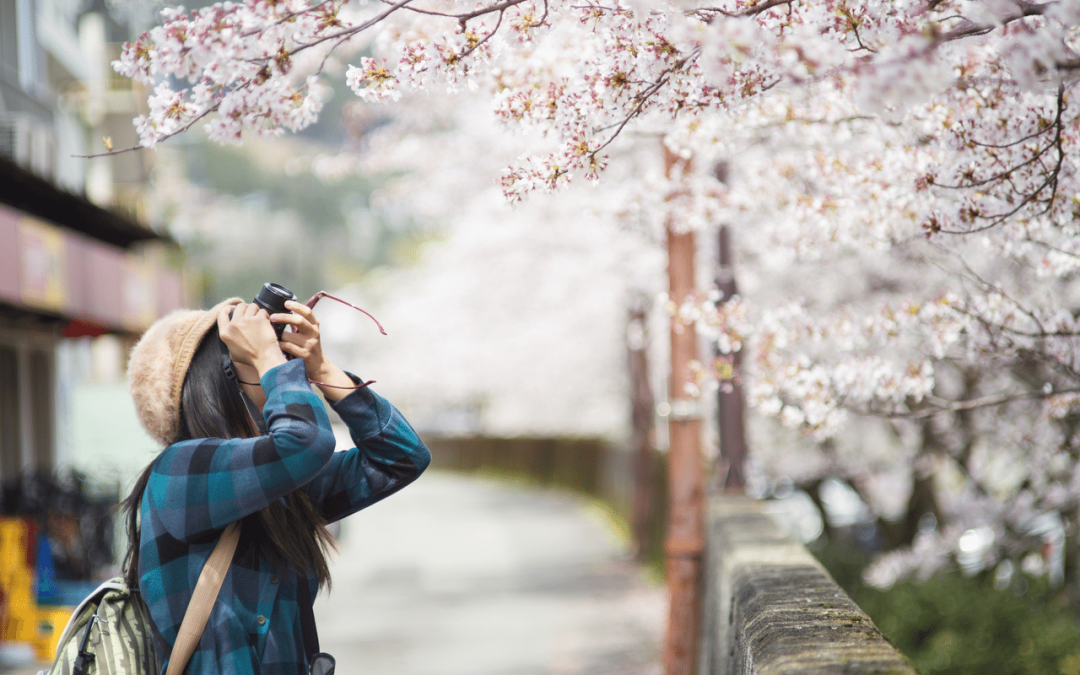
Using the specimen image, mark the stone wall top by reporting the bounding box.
[702,496,918,675]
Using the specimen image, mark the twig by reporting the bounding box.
[693,0,795,19]
[241,0,338,38]
[854,386,1080,419]
[382,0,532,21]
[587,47,703,158]
[938,0,1051,43]
[938,83,1067,235]
[76,99,225,158]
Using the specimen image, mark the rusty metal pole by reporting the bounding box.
[716,224,747,493]
[662,147,704,675]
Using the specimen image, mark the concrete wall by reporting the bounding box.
[702,496,917,675]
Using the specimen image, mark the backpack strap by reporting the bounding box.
[166,521,241,675]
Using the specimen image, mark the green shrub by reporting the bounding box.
[816,543,1080,675]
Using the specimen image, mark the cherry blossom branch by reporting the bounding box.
[383,0,534,31]
[926,255,1080,383]
[691,0,795,20]
[943,250,1052,332]
[930,138,1057,190]
[592,72,674,153]
[855,387,1080,420]
[84,0,428,156]
[967,123,1055,150]
[937,83,1067,235]
[456,0,538,22]
[957,313,1080,341]
[240,0,338,38]
[581,47,703,168]
[77,99,227,157]
[458,6,510,60]
[1023,238,1080,261]
[937,0,1054,43]
[287,0,418,52]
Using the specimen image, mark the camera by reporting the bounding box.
[252,282,296,339]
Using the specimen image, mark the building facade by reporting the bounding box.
[0,0,184,481]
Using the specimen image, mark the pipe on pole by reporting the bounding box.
[627,296,658,562]
[662,146,705,675]
[716,224,747,493]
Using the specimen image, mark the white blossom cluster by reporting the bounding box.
[113,0,358,146]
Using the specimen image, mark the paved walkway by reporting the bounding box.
[7,472,666,675]
[316,472,666,675]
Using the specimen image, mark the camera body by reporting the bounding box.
[221,283,298,382]
[252,282,296,339]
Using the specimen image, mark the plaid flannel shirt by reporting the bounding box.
[137,358,430,675]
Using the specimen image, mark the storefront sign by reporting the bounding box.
[0,203,184,334]
[18,217,67,312]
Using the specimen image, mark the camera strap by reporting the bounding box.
[219,339,261,387]
[219,290,385,391]
[296,574,336,674]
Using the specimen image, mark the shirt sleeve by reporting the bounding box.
[146,359,338,542]
[303,380,431,523]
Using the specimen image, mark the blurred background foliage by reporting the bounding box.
[171,76,424,306]
[816,541,1080,675]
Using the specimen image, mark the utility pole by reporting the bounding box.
[716,224,747,493]
[662,146,704,675]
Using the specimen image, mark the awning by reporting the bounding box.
[0,155,165,248]
[0,163,185,336]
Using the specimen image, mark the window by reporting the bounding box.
[0,344,22,478]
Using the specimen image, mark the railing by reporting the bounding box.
[701,496,917,675]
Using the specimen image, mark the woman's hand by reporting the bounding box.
[217,302,286,377]
[272,300,356,401]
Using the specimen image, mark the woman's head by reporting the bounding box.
[128,298,243,446]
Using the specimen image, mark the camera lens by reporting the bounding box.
[254,283,295,315]
[253,283,296,339]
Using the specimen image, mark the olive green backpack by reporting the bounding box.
[39,578,159,675]
[40,521,240,675]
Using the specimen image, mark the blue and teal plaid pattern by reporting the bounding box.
[138,359,430,674]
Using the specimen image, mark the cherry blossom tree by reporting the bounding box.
[113,0,1080,589]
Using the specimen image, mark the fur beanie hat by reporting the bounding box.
[128,297,242,447]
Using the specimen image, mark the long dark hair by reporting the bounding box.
[122,326,335,589]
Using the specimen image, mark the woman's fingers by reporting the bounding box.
[284,300,318,323]
[270,302,318,330]
[269,313,305,330]
[219,301,281,365]
[269,300,336,380]
[278,324,318,357]
[216,303,236,338]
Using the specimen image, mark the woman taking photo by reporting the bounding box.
[122,294,430,674]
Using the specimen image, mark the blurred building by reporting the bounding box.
[0,0,185,483]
